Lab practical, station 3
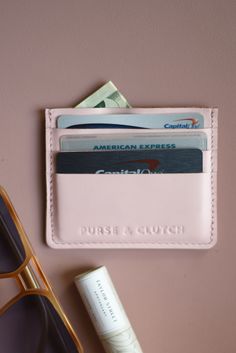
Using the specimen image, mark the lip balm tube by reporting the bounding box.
[74,266,143,353]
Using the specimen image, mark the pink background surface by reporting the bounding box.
[0,1,236,352]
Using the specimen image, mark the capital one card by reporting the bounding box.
[56,149,203,174]
[57,112,205,129]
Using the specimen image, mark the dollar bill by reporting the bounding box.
[75,81,131,108]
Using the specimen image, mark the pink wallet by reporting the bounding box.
[46,108,218,249]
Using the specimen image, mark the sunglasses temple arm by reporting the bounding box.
[1,210,78,352]
[0,218,50,353]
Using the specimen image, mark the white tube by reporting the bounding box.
[74,266,143,353]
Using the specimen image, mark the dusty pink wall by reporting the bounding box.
[0,1,235,352]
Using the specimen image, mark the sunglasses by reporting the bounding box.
[0,187,83,353]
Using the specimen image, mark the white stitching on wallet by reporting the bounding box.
[48,109,217,247]
[209,108,216,244]
[49,110,56,243]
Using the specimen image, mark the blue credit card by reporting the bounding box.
[57,113,204,129]
[60,132,207,152]
[56,149,203,174]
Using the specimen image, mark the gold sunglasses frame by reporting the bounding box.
[0,187,83,353]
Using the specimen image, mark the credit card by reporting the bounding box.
[60,132,207,152]
[57,113,204,129]
[56,149,203,174]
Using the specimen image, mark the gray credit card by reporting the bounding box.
[60,132,207,152]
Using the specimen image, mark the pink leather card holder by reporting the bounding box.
[46,108,218,249]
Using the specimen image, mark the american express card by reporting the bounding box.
[56,149,203,174]
[59,132,207,152]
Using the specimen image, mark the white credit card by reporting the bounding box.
[57,112,205,129]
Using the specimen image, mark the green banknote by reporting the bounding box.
[75,81,131,108]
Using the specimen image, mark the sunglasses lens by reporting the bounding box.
[0,294,81,353]
[0,196,26,274]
